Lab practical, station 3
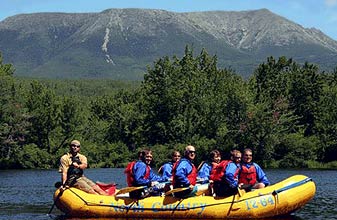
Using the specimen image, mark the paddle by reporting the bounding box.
[115,186,147,195]
[165,179,210,196]
[47,175,76,215]
[47,185,66,215]
[116,181,171,196]
[164,186,190,196]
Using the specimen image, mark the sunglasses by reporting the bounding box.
[70,144,80,148]
[188,150,196,154]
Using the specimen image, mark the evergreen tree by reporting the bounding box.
[0,53,29,168]
[25,81,61,153]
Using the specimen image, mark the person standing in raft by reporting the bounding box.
[125,149,167,198]
[59,140,108,195]
[171,145,198,198]
[239,148,270,191]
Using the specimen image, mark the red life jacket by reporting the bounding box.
[189,164,197,185]
[125,161,136,186]
[232,164,240,182]
[210,160,231,182]
[209,162,220,177]
[125,161,151,186]
[239,164,257,185]
[144,165,151,179]
[172,159,197,186]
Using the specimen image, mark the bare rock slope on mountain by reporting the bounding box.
[1,8,336,80]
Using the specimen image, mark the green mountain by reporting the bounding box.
[1,8,337,80]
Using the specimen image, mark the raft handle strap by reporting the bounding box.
[272,191,279,204]
[272,177,312,196]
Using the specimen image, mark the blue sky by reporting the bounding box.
[1,0,337,40]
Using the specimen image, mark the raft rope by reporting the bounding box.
[67,177,313,212]
[272,177,312,195]
[271,176,313,213]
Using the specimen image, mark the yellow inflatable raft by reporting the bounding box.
[54,174,315,219]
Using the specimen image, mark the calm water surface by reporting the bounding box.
[0,168,336,220]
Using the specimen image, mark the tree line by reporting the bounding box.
[0,47,337,170]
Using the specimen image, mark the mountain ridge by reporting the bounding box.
[1,8,336,80]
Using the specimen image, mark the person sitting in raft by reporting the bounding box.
[230,149,242,165]
[125,149,167,198]
[171,145,198,198]
[197,149,222,184]
[239,148,270,191]
[158,150,181,192]
[209,149,241,197]
[158,150,181,181]
[59,140,108,195]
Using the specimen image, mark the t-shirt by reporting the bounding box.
[58,152,87,173]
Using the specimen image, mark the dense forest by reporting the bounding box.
[1,47,337,170]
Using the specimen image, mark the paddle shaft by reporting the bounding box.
[165,179,209,196]
[117,181,171,195]
[47,190,63,215]
[47,175,77,215]
[116,186,147,195]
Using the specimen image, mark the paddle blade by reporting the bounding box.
[54,182,62,188]
[164,187,189,196]
[115,186,146,195]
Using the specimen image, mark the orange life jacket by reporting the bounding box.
[172,159,197,186]
[210,160,231,182]
[239,164,257,185]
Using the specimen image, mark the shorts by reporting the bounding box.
[74,176,96,193]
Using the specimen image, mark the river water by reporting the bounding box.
[0,168,336,220]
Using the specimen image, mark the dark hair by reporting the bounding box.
[138,149,152,161]
[209,150,220,159]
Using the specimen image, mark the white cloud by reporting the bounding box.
[325,0,337,7]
